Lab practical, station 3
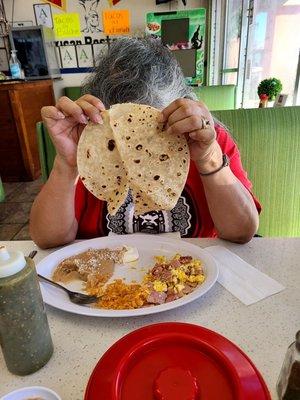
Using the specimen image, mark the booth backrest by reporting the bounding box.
[36,122,56,183]
[64,86,82,101]
[214,106,300,237]
[63,85,236,111]
[193,85,236,110]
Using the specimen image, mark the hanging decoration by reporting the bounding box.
[42,0,67,12]
[107,0,122,6]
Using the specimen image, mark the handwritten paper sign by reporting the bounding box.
[53,13,81,39]
[102,9,130,36]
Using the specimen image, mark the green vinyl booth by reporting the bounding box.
[193,84,236,111]
[213,106,300,237]
[36,106,300,237]
[62,85,237,111]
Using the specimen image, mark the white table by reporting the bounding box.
[0,238,299,400]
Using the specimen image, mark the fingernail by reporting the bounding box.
[157,113,165,122]
[96,101,104,110]
[166,126,172,134]
[80,114,88,124]
[57,112,65,119]
[189,132,196,139]
[94,114,103,124]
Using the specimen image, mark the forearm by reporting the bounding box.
[30,156,79,248]
[197,146,259,243]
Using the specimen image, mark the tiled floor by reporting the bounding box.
[0,179,42,240]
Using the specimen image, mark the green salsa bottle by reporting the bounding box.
[0,246,53,375]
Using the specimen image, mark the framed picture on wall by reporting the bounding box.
[33,3,53,28]
[77,45,94,68]
[60,45,78,69]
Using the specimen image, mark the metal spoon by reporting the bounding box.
[28,250,98,305]
[37,274,99,305]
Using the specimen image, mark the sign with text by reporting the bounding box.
[102,9,130,35]
[53,13,81,39]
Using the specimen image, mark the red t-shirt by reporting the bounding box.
[75,125,261,238]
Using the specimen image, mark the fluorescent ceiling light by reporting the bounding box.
[284,0,300,5]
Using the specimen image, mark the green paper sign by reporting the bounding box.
[146,8,206,85]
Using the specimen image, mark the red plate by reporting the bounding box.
[85,323,271,400]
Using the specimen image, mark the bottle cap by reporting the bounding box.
[0,246,26,278]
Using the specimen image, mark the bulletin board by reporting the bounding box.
[146,9,206,85]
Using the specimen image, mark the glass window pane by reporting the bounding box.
[243,0,300,108]
[223,71,238,85]
[223,0,243,70]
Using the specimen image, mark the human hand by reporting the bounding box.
[160,98,223,173]
[41,94,105,169]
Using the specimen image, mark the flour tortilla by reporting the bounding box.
[77,103,190,215]
[77,112,129,215]
[109,103,190,212]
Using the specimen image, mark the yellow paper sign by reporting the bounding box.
[102,9,130,36]
[53,13,81,39]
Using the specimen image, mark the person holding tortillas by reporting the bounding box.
[30,37,261,249]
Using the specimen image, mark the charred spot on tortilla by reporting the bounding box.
[177,172,181,176]
[102,185,106,188]
[82,177,85,181]
[178,147,183,152]
[87,149,91,158]
[126,136,131,140]
[128,118,132,122]
[136,144,143,150]
[134,160,140,164]
[115,165,119,168]
[159,154,169,161]
[154,175,160,180]
[107,139,115,151]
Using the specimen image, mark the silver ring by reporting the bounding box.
[201,118,210,130]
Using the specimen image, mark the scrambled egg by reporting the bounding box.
[153,280,168,292]
[149,255,205,295]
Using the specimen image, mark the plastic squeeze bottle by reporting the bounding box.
[9,50,22,79]
[0,246,53,375]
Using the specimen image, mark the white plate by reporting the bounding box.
[1,386,61,400]
[36,234,218,317]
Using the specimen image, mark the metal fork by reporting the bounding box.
[28,250,98,305]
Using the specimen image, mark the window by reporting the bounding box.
[210,0,300,107]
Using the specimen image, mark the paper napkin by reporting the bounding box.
[205,245,285,305]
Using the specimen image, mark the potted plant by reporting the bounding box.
[257,78,282,108]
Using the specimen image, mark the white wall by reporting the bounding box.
[4,0,208,99]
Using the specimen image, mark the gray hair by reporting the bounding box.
[82,37,197,109]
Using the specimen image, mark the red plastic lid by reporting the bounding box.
[85,323,271,400]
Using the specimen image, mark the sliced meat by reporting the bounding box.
[166,293,180,302]
[159,270,172,282]
[151,265,164,277]
[179,256,193,264]
[170,259,181,268]
[182,283,195,295]
[147,291,167,304]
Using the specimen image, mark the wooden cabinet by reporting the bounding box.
[0,80,55,181]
